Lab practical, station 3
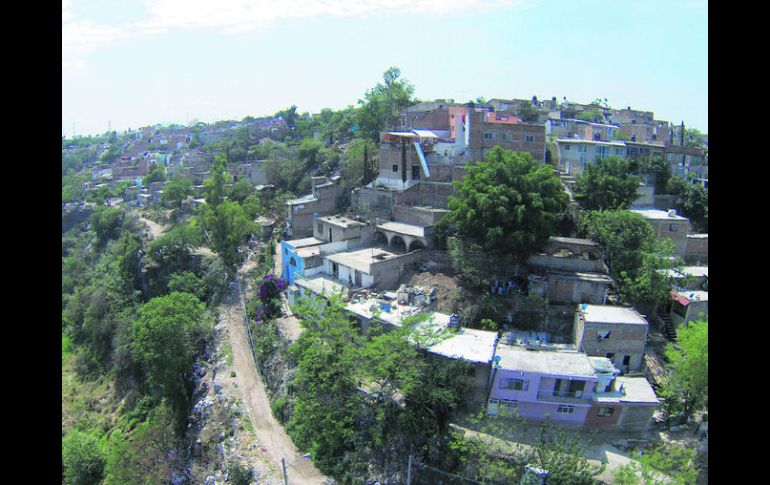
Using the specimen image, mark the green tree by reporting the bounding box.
[666,175,689,196]
[637,156,671,194]
[448,146,568,262]
[357,67,416,141]
[228,177,255,203]
[573,157,641,210]
[517,102,540,123]
[662,320,708,418]
[341,138,378,189]
[90,206,125,248]
[203,161,230,206]
[161,176,192,209]
[142,163,166,185]
[675,184,708,232]
[202,200,255,269]
[62,430,107,485]
[131,292,209,424]
[167,271,206,300]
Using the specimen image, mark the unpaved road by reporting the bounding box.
[222,259,327,484]
[137,213,168,239]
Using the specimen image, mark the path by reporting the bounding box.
[222,259,327,484]
[137,212,168,239]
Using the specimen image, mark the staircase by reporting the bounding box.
[658,314,677,341]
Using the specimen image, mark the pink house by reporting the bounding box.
[487,343,659,430]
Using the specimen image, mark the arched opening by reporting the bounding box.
[390,235,407,253]
[409,240,425,252]
[289,257,297,267]
[373,231,388,247]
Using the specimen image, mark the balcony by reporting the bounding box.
[536,389,591,405]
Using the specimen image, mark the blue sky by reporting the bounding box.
[62,0,708,138]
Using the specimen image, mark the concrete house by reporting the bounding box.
[487,343,659,430]
[573,304,649,373]
[631,209,691,257]
[526,237,613,306]
[556,139,627,176]
[286,176,345,238]
[669,290,708,327]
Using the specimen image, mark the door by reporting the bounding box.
[355,270,362,287]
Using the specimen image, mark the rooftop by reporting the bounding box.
[425,327,500,364]
[376,221,428,238]
[319,214,366,229]
[295,275,348,297]
[608,376,660,405]
[631,209,689,221]
[286,193,317,205]
[580,305,647,325]
[674,290,708,304]
[285,237,325,249]
[494,343,596,378]
[557,139,627,147]
[326,247,403,274]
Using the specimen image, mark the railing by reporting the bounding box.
[536,389,591,404]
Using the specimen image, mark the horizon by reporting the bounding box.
[63,0,708,138]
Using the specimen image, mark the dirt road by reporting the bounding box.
[223,260,327,484]
[137,213,168,239]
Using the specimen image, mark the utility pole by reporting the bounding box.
[407,453,413,485]
[281,458,289,485]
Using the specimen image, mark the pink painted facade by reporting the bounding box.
[488,366,597,425]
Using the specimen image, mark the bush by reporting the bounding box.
[62,430,106,485]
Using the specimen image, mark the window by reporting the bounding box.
[500,133,511,141]
[392,164,398,173]
[499,399,518,414]
[606,352,615,360]
[557,405,575,414]
[597,407,614,417]
[500,378,529,391]
[524,135,534,142]
[669,224,678,232]
[622,355,631,366]
[412,166,421,180]
[484,132,494,140]
[565,145,571,150]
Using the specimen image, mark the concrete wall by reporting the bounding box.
[467,113,546,163]
[584,403,622,428]
[616,403,656,432]
[574,319,648,372]
[392,205,450,226]
[645,217,691,256]
[685,235,708,265]
[527,254,605,273]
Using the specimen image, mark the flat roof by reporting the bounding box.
[557,139,626,147]
[678,266,708,278]
[377,221,427,238]
[296,246,321,258]
[617,376,659,404]
[676,290,708,303]
[326,247,401,274]
[426,327,499,364]
[630,209,688,221]
[285,237,324,249]
[286,193,317,205]
[549,236,599,247]
[319,215,365,228]
[494,343,596,378]
[295,275,348,297]
[580,305,647,325]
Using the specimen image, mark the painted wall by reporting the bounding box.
[488,368,597,425]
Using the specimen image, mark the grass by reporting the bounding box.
[223,339,234,367]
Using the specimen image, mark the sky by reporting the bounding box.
[62,0,708,138]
